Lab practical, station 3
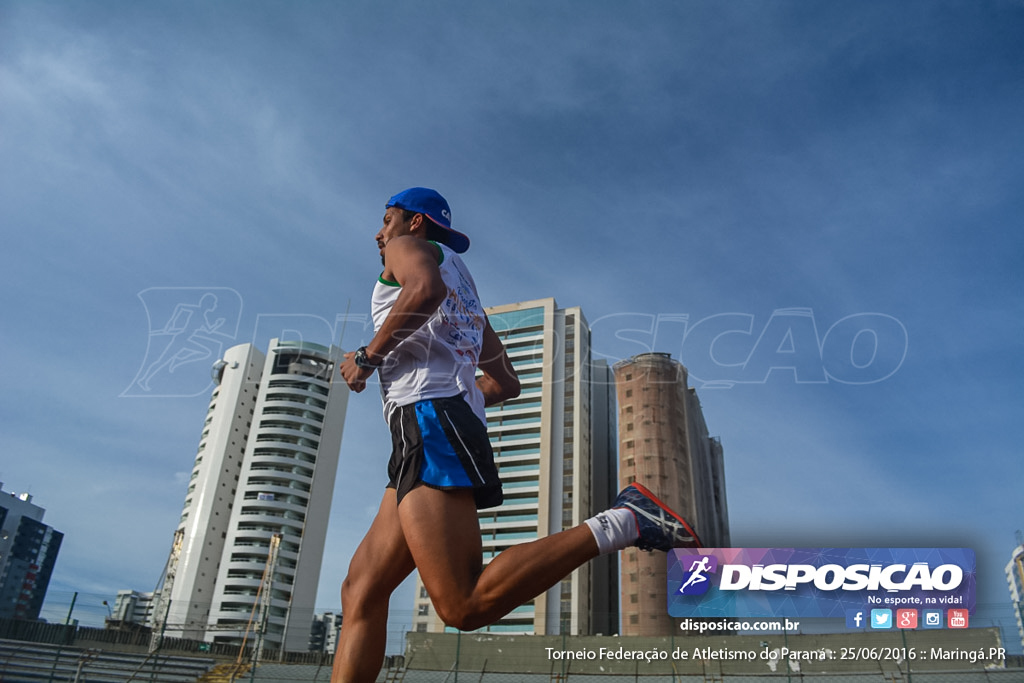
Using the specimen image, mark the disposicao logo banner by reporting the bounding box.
[667,548,976,618]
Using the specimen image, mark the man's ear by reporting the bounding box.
[409,213,428,236]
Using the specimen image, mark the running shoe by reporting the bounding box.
[612,483,702,551]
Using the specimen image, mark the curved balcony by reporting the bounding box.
[233,532,303,557]
[225,555,272,571]
[230,538,298,562]
[265,378,330,398]
[264,392,329,411]
[257,419,323,438]
[260,405,326,424]
[252,434,319,458]
[223,574,264,588]
[244,471,311,492]
[246,475,311,492]
[248,460,315,480]
[241,489,309,508]
[236,508,306,527]
[238,493,309,518]
[248,448,317,474]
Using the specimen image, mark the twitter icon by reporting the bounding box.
[870,609,893,629]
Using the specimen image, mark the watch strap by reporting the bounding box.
[354,346,382,369]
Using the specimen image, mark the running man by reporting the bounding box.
[679,556,713,592]
[334,187,701,683]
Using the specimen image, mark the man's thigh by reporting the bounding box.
[345,489,416,597]
[398,486,483,602]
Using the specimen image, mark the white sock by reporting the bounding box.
[584,507,639,555]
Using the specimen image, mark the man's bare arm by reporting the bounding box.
[365,236,447,362]
[340,236,446,392]
[476,319,520,407]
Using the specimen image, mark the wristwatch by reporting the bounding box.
[354,346,382,369]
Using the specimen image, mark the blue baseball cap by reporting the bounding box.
[386,187,470,253]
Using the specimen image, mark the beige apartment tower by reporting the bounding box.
[614,352,728,636]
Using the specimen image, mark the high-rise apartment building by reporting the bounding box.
[411,298,616,636]
[310,611,343,653]
[112,590,156,626]
[614,352,728,636]
[1007,539,1024,651]
[0,486,63,621]
[153,339,348,653]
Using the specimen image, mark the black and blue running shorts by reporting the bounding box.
[386,395,503,509]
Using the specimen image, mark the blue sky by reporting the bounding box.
[1,0,1021,647]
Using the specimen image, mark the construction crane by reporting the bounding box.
[236,533,283,666]
[149,528,185,653]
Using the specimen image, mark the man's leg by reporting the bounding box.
[397,486,600,632]
[333,490,416,683]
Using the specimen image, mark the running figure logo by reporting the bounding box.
[677,554,718,595]
[122,287,243,397]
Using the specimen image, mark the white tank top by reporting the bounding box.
[371,242,487,423]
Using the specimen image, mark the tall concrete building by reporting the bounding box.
[613,352,728,636]
[153,339,348,653]
[0,486,63,621]
[1007,539,1024,651]
[112,590,156,626]
[411,298,616,636]
[310,611,343,653]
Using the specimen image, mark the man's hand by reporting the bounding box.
[340,351,375,393]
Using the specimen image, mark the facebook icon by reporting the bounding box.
[846,609,866,630]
